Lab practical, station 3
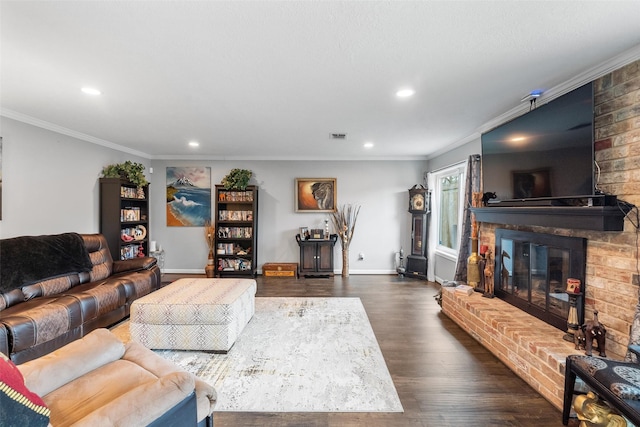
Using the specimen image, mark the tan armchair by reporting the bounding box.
[18,328,216,427]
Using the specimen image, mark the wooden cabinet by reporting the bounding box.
[296,234,337,277]
[214,185,258,277]
[99,178,150,261]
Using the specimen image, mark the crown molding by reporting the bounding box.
[430,43,640,160]
[479,45,640,135]
[0,108,152,159]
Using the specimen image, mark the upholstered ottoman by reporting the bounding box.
[129,278,256,352]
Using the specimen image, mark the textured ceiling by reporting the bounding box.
[2,1,640,160]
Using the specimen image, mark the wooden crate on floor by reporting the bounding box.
[262,263,298,278]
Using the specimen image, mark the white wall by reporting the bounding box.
[0,118,427,275]
[0,117,149,238]
[150,159,425,274]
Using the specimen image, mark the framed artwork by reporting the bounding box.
[166,166,211,226]
[512,168,551,199]
[295,178,336,212]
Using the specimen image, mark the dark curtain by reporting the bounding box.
[453,154,481,282]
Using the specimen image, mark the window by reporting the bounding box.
[429,162,466,260]
[439,174,460,249]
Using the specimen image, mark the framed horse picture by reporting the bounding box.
[295,178,337,213]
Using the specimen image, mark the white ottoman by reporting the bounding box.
[130,278,256,352]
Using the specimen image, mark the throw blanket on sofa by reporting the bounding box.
[0,233,94,293]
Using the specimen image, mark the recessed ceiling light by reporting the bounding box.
[81,87,101,95]
[396,88,415,98]
[188,141,200,147]
[363,142,374,149]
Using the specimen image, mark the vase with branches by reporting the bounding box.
[204,220,216,277]
[330,204,361,277]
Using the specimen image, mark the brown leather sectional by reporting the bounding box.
[0,233,160,364]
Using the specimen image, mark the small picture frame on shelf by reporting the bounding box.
[299,227,309,240]
[310,229,324,239]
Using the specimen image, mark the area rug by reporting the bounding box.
[113,297,403,413]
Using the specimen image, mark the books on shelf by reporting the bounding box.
[216,243,250,255]
[120,186,144,199]
[218,191,253,202]
[217,226,252,239]
[120,207,141,222]
[454,284,475,296]
[120,243,142,260]
[218,210,253,221]
[217,258,252,271]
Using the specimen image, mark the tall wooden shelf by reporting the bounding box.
[214,185,258,278]
[99,178,150,261]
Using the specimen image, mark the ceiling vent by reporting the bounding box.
[330,133,347,140]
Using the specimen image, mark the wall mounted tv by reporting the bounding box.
[481,82,594,205]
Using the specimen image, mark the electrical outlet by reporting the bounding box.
[358,252,364,261]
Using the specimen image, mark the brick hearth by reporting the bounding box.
[440,287,622,410]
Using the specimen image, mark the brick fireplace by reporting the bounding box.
[441,59,640,410]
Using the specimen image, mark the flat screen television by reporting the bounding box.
[481,82,594,204]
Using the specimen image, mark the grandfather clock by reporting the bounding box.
[406,185,429,279]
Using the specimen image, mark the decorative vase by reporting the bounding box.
[205,265,215,278]
[342,248,349,277]
[467,238,481,288]
[204,249,215,278]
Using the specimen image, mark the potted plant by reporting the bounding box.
[102,161,149,187]
[221,169,252,190]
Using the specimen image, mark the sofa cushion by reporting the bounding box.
[19,328,125,397]
[80,234,113,284]
[0,288,25,311]
[123,340,217,422]
[0,352,50,426]
[22,275,80,300]
[88,248,112,282]
[0,233,93,293]
[61,371,195,427]
[64,279,128,323]
[2,295,83,355]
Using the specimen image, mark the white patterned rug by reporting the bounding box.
[114,297,403,413]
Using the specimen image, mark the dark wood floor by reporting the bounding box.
[165,274,567,426]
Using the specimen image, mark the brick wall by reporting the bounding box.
[478,60,640,360]
[441,287,576,410]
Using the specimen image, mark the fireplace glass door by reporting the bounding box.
[495,229,586,331]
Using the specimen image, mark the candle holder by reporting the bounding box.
[563,292,583,343]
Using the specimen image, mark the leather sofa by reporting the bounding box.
[16,328,216,426]
[0,233,160,364]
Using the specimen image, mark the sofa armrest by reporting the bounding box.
[0,325,8,357]
[72,371,196,426]
[124,340,217,421]
[19,329,125,397]
[113,257,157,274]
